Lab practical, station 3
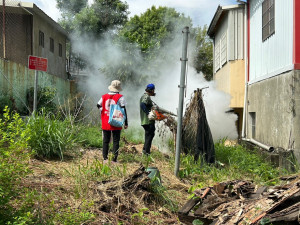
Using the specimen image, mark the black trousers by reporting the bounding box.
[142,123,155,154]
[102,130,121,161]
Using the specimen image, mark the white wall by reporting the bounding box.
[249,0,294,83]
[214,13,229,73]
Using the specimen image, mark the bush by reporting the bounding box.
[26,87,57,114]
[0,107,32,223]
[0,94,16,113]
[27,112,80,160]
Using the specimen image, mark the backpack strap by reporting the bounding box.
[112,94,122,104]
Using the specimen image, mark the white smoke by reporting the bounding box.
[71,28,238,148]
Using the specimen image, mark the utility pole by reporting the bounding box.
[3,0,6,59]
[33,70,38,114]
[175,26,189,177]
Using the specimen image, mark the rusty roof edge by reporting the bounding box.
[207,4,245,38]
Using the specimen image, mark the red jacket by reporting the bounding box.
[101,93,123,130]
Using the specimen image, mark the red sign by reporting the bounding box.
[28,55,48,72]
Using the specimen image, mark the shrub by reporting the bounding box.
[0,107,32,223]
[0,94,16,113]
[26,112,80,160]
[26,87,57,114]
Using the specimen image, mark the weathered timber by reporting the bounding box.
[178,179,300,225]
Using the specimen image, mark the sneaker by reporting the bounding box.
[111,161,118,165]
[103,159,108,164]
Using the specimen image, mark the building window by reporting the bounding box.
[249,112,256,139]
[215,42,220,71]
[262,0,275,41]
[39,31,44,47]
[59,43,62,57]
[220,32,227,66]
[50,38,54,53]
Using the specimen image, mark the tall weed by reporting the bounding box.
[0,107,32,223]
[27,112,80,160]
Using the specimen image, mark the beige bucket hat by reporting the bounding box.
[108,80,122,92]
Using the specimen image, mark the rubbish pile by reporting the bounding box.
[178,176,300,224]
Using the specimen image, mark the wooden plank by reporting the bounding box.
[178,197,200,215]
[249,186,268,199]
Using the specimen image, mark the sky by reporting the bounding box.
[32,0,238,27]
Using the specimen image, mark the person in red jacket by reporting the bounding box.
[97,80,128,164]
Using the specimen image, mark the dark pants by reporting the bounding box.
[142,123,155,154]
[102,130,121,162]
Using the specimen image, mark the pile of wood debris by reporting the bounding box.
[179,176,300,224]
[90,165,177,224]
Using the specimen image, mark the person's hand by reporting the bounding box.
[124,125,128,129]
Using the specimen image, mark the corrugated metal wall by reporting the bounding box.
[214,7,245,74]
[214,13,228,73]
[228,8,245,60]
[249,0,294,83]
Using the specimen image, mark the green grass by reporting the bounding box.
[77,125,103,148]
[174,140,290,193]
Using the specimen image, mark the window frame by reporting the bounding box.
[50,37,54,53]
[39,31,44,48]
[262,0,275,41]
[59,43,62,57]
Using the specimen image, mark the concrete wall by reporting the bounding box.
[33,13,67,80]
[0,58,71,112]
[0,13,32,65]
[246,70,300,161]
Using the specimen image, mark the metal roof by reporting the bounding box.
[207,4,244,38]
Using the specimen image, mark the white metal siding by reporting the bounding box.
[228,8,245,60]
[221,32,227,65]
[214,13,229,73]
[215,42,220,71]
[249,0,294,83]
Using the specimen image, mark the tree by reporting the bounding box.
[57,0,87,14]
[192,25,213,80]
[103,6,193,85]
[119,6,192,53]
[57,0,129,37]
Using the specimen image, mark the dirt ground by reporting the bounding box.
[22,144,191,224]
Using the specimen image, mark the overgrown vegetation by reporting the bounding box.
[0,107,297,224]
[176,139,287,195]
[0,107,32,224]
[26,86,57,114]
[26,112,80,160]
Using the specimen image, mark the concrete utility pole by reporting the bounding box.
[175,26,189,177]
